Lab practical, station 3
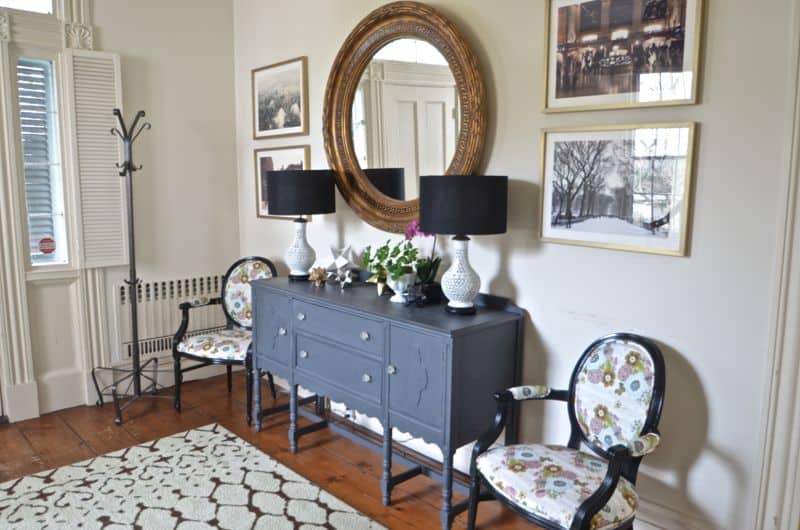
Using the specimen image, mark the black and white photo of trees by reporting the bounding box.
[542,125,694,255]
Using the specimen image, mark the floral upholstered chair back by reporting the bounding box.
[570,334,665,456]
[222,257,276,329]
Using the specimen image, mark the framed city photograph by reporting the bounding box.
[251,57,309,139]
[540,123,696,256]
[544,0,703,112]
[254,145,311,219]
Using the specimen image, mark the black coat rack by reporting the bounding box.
[91,109,169,425]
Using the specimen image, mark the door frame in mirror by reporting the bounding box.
[323,1,486,233]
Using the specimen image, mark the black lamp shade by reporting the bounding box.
[266,170,336,216]
[419,175,508,235]
[365,168,405,200]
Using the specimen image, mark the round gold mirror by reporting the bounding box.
[323,1,486,232]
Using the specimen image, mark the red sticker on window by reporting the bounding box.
[39,237,56,255]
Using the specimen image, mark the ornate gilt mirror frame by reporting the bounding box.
[323,1,487,233]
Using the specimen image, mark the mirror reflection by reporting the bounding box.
[352,38,460,201]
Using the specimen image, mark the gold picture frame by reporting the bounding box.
[539,123,697,256]
[251,56,310,139]
[543,0,704,113]
[254,145,311,220]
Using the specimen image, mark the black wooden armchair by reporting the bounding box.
[172,256,278,425]
[465,333,665,530]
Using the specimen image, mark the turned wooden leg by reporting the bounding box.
[441,449,454,529]
[267,372,277,399]
[382,422,392,505]
[466,462,482,529]
[253,360,262,432]
[245,358,253,426]
[173,354,182,412]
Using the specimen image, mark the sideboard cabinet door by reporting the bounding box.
[254,290,292,368]
[388,326,448,446]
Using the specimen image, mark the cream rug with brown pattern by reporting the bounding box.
[0,423,385,529]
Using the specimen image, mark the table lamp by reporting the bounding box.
[267,169,336,280]
[419,175,508,314]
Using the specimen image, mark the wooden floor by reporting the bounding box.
[0,373,538,530]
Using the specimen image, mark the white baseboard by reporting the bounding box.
[38,369,86,414]
[6,381,39,422]
[635,497,715,530]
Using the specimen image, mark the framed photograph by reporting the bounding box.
[540,123,696,256]
[254,145,311,219]
[544,0,703,112]
[251,56,309,139]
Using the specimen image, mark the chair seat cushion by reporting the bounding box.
[177,329,252,361]
[476,444,637,530]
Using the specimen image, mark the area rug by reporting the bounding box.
[0,423,386,529]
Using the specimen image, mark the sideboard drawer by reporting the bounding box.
[295,334,383,405]
[292,299,384,357]
[253,290,292,366]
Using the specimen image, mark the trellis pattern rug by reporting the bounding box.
[0,423,386,529]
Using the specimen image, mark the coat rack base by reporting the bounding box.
[91,357,173,425]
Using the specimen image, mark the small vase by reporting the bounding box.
[387,272,416,303]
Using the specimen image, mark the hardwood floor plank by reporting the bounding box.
[1,373,537,529]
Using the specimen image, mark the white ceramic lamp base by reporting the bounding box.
[441,236,479,315]
[286,218,315,281]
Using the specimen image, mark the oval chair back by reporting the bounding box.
[567,332,666,482]
[220,256,277,330]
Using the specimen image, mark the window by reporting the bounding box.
[0,0,52,14]
[16,57,68,266]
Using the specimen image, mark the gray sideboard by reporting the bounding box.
[252,278,523,529]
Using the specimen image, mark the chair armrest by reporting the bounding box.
[629,431,661,458]
[470,391,514,465]
[570,444,631,530]
[507,385,569,402]
[178,297,221,310]
[173,297,222,348]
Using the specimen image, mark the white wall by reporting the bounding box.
[233,0,796,528]
[93,0,239,281]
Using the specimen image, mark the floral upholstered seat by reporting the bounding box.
[176,328,252,362]
[476,444,637,530]
[466,334,665,530]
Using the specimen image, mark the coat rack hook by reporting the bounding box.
[131,122,151,143]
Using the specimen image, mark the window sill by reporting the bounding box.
[25,266,79,283]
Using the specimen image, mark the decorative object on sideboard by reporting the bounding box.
[406,219,443,306]
[254,145,310,219]
[364,168,406,200]
[540,123,696,256]
[544,0,704,112]
[266,170,336,280]
[420,175,508,315]
[328,267,354,291]
[252,56,309,139]
[323,1,486,232]
[309,267,327,287]
[362,239,419,302]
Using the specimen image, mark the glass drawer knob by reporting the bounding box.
[387,365,397,375]
[362,373,372,383]
[299,350,308,359]
[297,313,306,321]
[360,331,370,341]
[278,327,287,336]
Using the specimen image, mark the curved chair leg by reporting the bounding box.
[246,357,253,426]
[466,466,482,530]
[173,354,182,412]
[267,372,277,399]
[227,365,233,393]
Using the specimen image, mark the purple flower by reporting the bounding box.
[405,219,432,240]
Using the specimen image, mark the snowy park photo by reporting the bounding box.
[540,124,695,255]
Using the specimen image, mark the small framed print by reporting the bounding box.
[544,0,703,112]
[540,123,696,256]
[255,145,311,219]
[251,56,309,139]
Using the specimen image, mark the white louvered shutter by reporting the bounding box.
[67,50,127,268]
